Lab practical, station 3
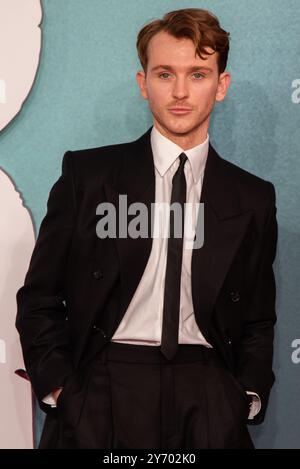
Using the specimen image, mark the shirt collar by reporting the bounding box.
[150,126,209,183]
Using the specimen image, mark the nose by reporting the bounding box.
[172,77,189,100]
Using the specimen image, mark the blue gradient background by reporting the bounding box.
[1,0,299,448]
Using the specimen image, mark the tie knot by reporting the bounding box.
[176,153,188,174]
[173,152,188,181]
[179,152,188,167]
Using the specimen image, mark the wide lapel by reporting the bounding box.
[191,143,253,336]
[103,126,156,318]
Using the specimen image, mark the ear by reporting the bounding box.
[136,70,148,100]
[215,71,231,102]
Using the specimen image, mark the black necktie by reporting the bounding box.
[161,152,188,360]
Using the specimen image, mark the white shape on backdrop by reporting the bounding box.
[0,170,35,448]
[0,0,42,131]
[0,0,42,448]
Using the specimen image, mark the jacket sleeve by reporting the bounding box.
[236,182,278,424]
[15,151,76,410]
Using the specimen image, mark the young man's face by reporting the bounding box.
[136,31,231,148]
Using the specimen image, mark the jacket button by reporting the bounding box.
[93,269,103,280]
[229,290,240,302]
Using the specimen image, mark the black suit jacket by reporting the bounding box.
[16,127,278,424]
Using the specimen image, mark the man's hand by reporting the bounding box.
[42,387,64,407]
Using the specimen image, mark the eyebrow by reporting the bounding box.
[150,65,213,73]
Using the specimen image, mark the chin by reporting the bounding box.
[164,123,195,136]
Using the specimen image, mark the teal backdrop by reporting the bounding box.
[1,0,299,449]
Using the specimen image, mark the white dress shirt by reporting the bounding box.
[111,125,211,347]
[43,126,261,419]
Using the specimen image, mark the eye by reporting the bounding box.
[159,72,171,79]
[192,72,204,79]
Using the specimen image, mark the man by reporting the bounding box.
[16,8,278,449]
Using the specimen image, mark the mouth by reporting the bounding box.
[168,107,193,115]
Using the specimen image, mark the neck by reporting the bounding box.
[153,120,209,150]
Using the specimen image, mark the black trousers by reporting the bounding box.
[39,342,254,449]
